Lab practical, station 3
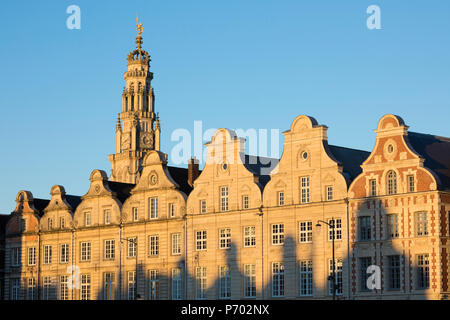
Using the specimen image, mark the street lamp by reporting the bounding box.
[121,237,138,300]
[316,219,336,300]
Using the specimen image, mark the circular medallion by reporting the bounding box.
[94,184,101,194]
[149,172,158,186]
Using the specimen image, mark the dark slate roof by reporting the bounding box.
[0,214,9,235]
[327,144,371,182]
[33,198,50,216]
[242,154,280,190]
[65,195,82,211]
[167,166,202,196]
[108,181,136,203]
[407,132,450,191]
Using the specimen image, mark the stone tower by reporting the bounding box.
[108,21,161,184]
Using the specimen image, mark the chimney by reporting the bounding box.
[188,157,199,187]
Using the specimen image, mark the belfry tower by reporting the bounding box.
[108,21,161,184]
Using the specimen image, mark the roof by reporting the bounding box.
[0,214,9,236]
[108,181,136,203]
[243,154,280,190]
[33,198,50,216]
[65,195,82,211]
[167,166,202,196]
[407,132,450,191]
[326,144,371,182]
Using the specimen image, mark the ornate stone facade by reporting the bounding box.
[3,26,450,300]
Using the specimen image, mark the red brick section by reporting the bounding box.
[431,245,437,291]
[402,245,406,293]
[440,205,448,237]
[409,246,413,292]
[380,242,384,293]
[441,248,448,292]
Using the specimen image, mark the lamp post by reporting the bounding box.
[121,237,138,300]
[316,219,336,300]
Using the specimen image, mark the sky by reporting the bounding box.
[0,0,449,213]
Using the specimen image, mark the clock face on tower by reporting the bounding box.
[140,132,154,149]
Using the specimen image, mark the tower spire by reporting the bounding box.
[109,21,158,184]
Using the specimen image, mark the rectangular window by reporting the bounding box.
[196,230,207,251]
[244,226,256,247]
[272,262,285,297]
[242,195,249,209]
[416,212,428,236]
[299,260,313,296]
[244,264,256,298]
[359,216,371,241]
[11,279,20,300]
[60,276,68,300]
[388,255,401,290]
[196,266,207,300]
[387,214,399,239]
[200,200,207,214]
[127,237,137,258]
[300,177,310,203]
[27,278,36,300]
[172,233,181,255]
[43,277,52,300]
[219,228,231,249]
[219,265,231,299]
[128,271,136,300]
[172,268,182,300]
[149,235,159,256]
[417,254,430,289]
[43,245,52,265]
[60,244,69,263]
[328,219,342,241]
[104,209,111,225]
[81,274,91,300]
[60,217,65,229]
[149,270,158,300]
[407,175,415,192]
[11,247,21,266]
[369,179,377,196]
[278,192,285,206]
[103,273,115,300]
[80,242,91,262]
[48,218,53,230]
[326,186,333,201]
[84,212,91,227]
[168,203,175,218]
[272,224,285,245]
[329,258,343,296]
[359,257,372,291]
[149,197,159,219]
[299,221,312,243]
[104,240,115,260]
[220,186,229,212]
[132,207,139,222]
[28,247,36,266]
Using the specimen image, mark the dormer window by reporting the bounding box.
[369,179,377,196]
[84,212,91,227]
[407,175,415,192]
[387,171,397,195]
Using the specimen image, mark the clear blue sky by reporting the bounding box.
[0,1,449,213]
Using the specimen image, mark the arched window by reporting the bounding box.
[387,171,397,195]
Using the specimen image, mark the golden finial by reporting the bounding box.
[136,15,143,36]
